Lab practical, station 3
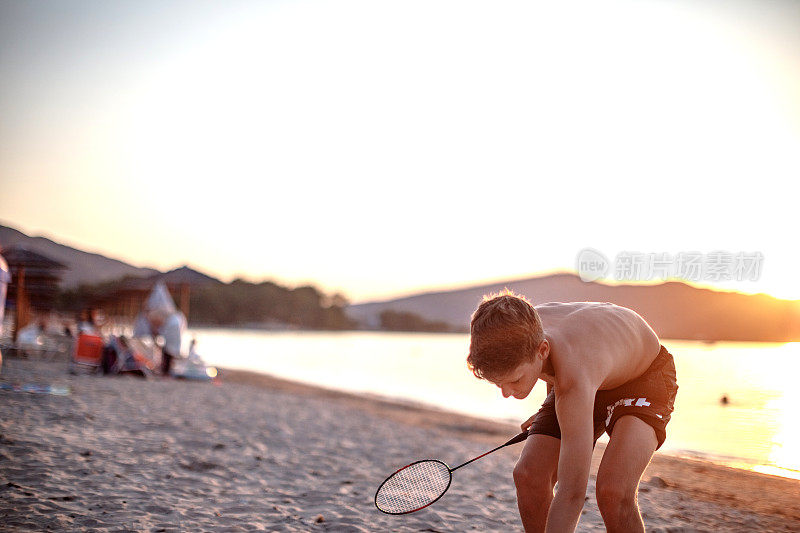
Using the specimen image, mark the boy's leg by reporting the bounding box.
[513,434,560,533]
[595,416,657,533]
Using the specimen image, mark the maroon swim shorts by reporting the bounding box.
[527,344,678,449]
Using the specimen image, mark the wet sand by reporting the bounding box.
[1,357,798,532]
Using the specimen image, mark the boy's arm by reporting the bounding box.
[545,380,594,533]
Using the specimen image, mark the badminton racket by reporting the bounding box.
[374,429,529,515]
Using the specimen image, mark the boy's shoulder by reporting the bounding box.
[535,301,629,316]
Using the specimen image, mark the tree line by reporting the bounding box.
[55,278,458,333]
[189,279,355,329]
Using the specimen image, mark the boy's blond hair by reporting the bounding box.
[467,289,544,380]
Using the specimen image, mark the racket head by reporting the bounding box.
[374,459,452,515]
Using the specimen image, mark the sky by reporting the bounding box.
[1,0,799,303]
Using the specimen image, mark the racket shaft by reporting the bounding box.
[451,430,529,472]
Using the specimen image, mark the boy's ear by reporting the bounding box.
[537,339,550,360]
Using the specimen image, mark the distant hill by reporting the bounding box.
[0,223,218,288]
[0,222,354,330]
[347,273,800,342]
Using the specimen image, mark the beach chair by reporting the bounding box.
[70,333,104,374]
[108,336,154,378]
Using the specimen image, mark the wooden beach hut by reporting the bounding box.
[1,246,67,341]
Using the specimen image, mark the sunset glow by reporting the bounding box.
[1,0,798,302]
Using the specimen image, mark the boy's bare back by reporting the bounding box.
[536,302,661,392]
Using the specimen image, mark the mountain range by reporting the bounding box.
[347,273,800,342]
[3,222,798,341]
[0,223,216,287]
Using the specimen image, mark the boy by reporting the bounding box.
[467,291,677,533]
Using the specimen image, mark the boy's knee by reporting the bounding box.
[513,457,556,495]
[596,479,636,515]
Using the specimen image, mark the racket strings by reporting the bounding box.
[375,460,451,514]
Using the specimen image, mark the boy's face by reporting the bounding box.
[486,340,548,400]
[488,358,543,400]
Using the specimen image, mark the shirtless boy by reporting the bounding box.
[467,292,678,533]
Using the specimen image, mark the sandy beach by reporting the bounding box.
[1,356,799,532]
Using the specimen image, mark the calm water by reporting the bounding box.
[191,329,800,480]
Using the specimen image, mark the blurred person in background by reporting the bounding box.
[77,307,100,335]
[135,307,186,377]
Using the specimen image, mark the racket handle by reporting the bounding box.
[503,430,530,447]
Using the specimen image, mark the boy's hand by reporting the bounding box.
[520,414,537,433]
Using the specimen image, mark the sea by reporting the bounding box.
[190,328,800,481]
